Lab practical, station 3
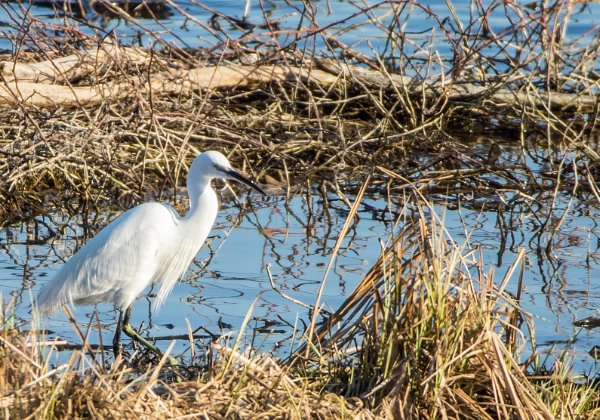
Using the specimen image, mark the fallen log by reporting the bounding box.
[0,47,597,113]
[0,65,340,107]
[0,45,151,84]
[316,58,599,113]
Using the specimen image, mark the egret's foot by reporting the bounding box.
[119,305,179,367]
[122,323,179,367]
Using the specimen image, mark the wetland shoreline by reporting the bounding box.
[1,0,600,417]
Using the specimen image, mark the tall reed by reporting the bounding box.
[296,199,599,418]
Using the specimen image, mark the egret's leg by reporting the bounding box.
[121,305,179,366]
[112,308,126,358]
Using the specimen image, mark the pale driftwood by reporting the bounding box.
[0,49,597,112]
[317,59,599,112]
[0,45,151,84]
[0,65,340,107]
[0,54,87,83]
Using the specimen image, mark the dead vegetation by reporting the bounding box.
[0,323,370,418]
[294,194,593,419]
[1,0,600,418]
[2,194,599,418]
[0,0,599,224]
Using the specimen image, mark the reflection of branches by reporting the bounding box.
[189,215,241,276]
[188,190,266,279]
[1,215,76,306]
[266,263,310,309]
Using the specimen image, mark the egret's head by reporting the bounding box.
[190,151,266,195]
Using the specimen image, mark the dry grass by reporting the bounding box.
[0,1,599,418]
[292,191,600,419]
[0,0,599,224]
[2,195,598,418]
[0,312,369,418]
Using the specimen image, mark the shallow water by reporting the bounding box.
[1,138,600,373]
[1,188,393,361]
[1,0,599,59]
[0,0,599,373]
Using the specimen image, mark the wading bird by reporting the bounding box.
[36,151,265,365]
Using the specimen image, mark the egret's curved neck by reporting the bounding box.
[186,176,218,223]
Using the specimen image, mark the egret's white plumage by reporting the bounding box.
[35,151,265,360]
[36,201,212,313]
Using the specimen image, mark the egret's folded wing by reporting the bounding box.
[36,203,178,314]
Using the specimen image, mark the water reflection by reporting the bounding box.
[0,189,391,360]
[3,1,599,57]
[2,147,600,370]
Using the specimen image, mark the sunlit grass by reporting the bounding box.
[1,197,598,418]
[293,198,600,418]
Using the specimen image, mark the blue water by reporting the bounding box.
[0,191,393,361]
[0,0,599,372]
[1,147,600,373]
[1,0,599,60]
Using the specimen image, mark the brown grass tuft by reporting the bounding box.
[293,192,600,418]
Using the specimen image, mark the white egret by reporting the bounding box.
[36,151,265,365]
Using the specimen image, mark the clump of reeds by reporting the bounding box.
[0,301,368,418]
[1,197,598,418]
[294,197,600,418]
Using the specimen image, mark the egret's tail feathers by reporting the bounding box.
[35,300,61,316]
[153,280,177,311]
[35,299,57,316]
[35,282,71,316]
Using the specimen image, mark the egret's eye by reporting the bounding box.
[214,163,228,173]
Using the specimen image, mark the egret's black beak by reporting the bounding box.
[222,167,267,196]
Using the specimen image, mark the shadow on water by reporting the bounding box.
[1,134,600,371]
[27,0,173,20]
